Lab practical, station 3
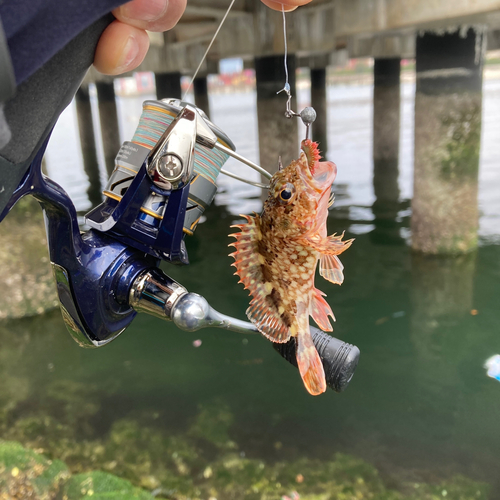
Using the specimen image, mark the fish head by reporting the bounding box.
[264,140,337,238]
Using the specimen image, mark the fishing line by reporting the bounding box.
[277,4,299,118]
[182,0,237,100]
[282,4,290,93]
[179,0,272,189]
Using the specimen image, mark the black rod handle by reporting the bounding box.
[272,327,360,393]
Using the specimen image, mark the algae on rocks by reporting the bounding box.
[0,441,154,500]
[412,92,481,255]
[0,440,69,499]
[0,197,58,319]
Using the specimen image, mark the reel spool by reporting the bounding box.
[85,99,235,264]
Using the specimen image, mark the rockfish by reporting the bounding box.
[229,140,352,395]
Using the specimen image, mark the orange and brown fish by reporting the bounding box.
[229,140,353,395]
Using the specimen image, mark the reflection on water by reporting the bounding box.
[1,78,500,497]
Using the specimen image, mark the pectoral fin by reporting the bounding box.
[310,288,335,331]
[246,291,292,343]
[319,254,344,285]
[229,215,291,343]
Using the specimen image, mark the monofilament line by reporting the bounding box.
[282,4,289,93]
[277,5,297,118]
[182,0,237,100]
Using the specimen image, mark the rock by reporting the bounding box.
[63,471,153,500]
[0,440,69,499]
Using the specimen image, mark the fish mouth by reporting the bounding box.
[298,148,337,195]
[310,159,337,189]
[296,149,337,236]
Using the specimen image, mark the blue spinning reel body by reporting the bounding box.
[1,99,235,346]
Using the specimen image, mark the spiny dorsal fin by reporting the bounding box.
[301,139,321,173]
[306,232,354,256]
[229,215,291,343]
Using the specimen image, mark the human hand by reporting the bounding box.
[259,0,312,12]
[94,0,313,75]
[94,0,186,75]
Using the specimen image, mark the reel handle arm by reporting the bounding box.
[128,267,359,393]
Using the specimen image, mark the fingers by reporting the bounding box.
[94,0,309,75]
[113,0,187,32]
[259,0,313,11]
[93,20,150,75]
[95,0,187,75]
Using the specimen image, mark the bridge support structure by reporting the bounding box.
[75,86,102,208]
[194,76,211,119]
[411,28,483,254]
[155,71,182,100]
[372,58,401,226]
[95,81,121,178]
[310,67,328,156]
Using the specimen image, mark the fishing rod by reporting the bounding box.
[0,10,359,394]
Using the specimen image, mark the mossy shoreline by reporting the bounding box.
[0,405,490,500]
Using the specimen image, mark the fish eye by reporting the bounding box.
[279,183,295,203]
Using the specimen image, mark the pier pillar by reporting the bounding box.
[372,58,401,233]
[193,76,210,118]
[412,29,483,254]
[373,58,400,169]
[255,54,298,177]
[75,86,102,208]
[155,71,182,100]
[310,68,328,155]
[95,81,121,178]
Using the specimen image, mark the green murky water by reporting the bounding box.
[1,81,500,498]
[1,199,499,498]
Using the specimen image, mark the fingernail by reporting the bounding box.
[121,0,168,22]
[116,36,139,72]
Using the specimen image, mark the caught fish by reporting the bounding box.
[229,140,353,395]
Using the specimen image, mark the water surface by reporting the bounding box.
[1,78,500,498]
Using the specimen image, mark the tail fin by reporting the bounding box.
[296,329,327,396]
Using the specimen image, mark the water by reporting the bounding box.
[2,78,500,498]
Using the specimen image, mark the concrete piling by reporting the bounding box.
[155,71,182,100]
[255,54,299,177]
[95,81,121,178]
[75,86,102,208]
[193,76,211,118]
[412,28,483,254]
[310,68,328,155]
[372,58,401,230]
[373,58,400,167]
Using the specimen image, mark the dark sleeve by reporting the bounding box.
[0,0,126,85]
